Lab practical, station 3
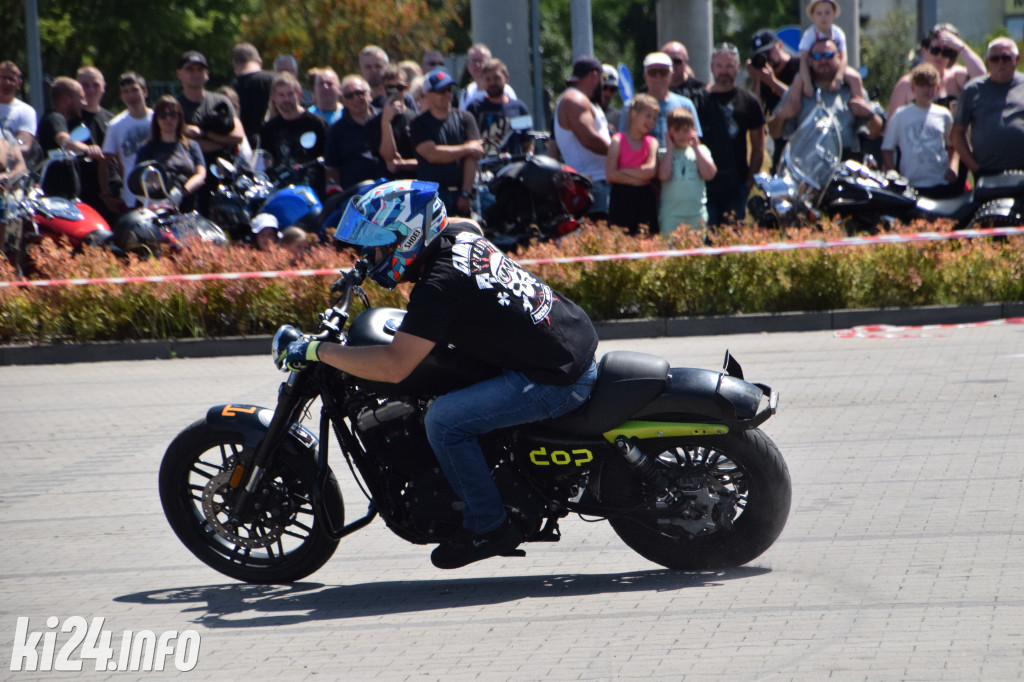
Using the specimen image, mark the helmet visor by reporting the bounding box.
[334,198,400,247]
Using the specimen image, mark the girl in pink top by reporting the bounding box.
[606,94,659,234]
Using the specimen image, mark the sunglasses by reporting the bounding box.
[928,45,959,60]
[988,53,1016,63]
[671,58,686,65]
[646,68,670,77]
[810,51,836,61]
[342,89,368,99]
[385,83,408,91]
[156,110,179,119]
[602,85,617,92]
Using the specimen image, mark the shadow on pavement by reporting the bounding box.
[114,567,770,628]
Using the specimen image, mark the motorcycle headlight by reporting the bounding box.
[272,325,304,371]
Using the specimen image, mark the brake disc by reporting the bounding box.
[201,456,286,548]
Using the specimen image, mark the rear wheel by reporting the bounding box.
[600,429,790,570]
[159,419,342,583]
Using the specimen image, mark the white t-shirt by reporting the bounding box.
[102,108,154,206]
[458,82,518,110]
[881,102,952,188]
[799,24,847,55]
[0,98,38,138]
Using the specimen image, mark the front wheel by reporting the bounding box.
[600,429,790,570]
[159,418,342,583]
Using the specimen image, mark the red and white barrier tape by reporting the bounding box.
[835,317,1024,339]
[2,226,1022,289]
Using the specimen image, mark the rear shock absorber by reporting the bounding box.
[614,436,683,507]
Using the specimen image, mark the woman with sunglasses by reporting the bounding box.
[886,25,984,120]
[133,95,206,211]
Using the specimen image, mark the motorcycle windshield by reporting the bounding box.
[783,106,842,191]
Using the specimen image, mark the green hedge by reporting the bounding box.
[2,221,1022,344]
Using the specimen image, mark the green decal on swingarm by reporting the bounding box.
[602,420,728,442]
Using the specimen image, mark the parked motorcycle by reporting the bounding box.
[112,162,228,255]
[472,116,592,250]
[1,143,119,274]
[748,100,1024,233]
[159,259,791,583]
[208,134,324,242]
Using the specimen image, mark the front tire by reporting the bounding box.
[600,429,790,570]
[159,418,342,583]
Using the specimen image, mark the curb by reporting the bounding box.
[3,302,1024,367]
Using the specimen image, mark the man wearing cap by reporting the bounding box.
[250,212,281,250]
[619,52,702,149]
[746,29,799,172]
[176,50,244,213]
[692,43,765,227]
[554,56,611,217]
[409,68,483,216]
[661,41,705,97]
[599,64,621,135]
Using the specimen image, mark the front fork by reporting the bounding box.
[227,373,308,527]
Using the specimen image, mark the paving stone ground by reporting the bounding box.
[1,325,1022,680]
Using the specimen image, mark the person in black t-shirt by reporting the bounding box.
[282,180,599,569]
[409,69,482,216]
[231,43,275,148]
[323,75,383,190]
[746,29,800,172]
[259,72,327,197]
[36,77,104,199]
[693,43,765,227]
[465,58,534,156]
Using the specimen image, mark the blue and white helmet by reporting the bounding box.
[334,180,448,288]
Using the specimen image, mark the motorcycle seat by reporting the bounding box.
[916,194,973,221]
[974,172,1024,201]
[538,351,670,435]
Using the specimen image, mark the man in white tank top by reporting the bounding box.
[554,56,611,217]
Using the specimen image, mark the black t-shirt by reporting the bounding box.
[693,87,765,199]
[758,58,800,118]
[231,70,275,145]
[37,110,82,198]
[177,91,236,165]
[408,109,480,189]
[465,98,532,155]
[399,227,598,386]
[135,139,205,190]
[259,112,327,196]
[324,110,385,189]
[365,109,417,179]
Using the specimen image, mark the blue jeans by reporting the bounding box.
[588,179,611,218]
[706,184,750,228]
[424,360,598,534]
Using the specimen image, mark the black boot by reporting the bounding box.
[430,517,523,569]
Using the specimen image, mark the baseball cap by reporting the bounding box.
[643,52,672,70]
[178,50,209,69]
[423,68,455,92]
[567,56,602,83]
[602,64,618,86]
[751,29,778,56]
[251,213,279,234]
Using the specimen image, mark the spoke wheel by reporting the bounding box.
[601,429,790,570]
[159,419,342,583]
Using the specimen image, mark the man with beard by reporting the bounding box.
[466,58,533,156]
[553,56,611,217]
[259,72,327,197]
[769,38,882,162]
[409,68,482,216]
[746,29,800,172]
[692,43,765,227]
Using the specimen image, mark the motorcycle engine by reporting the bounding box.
[352,397,546,542]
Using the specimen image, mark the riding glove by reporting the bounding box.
[282,339,321,371]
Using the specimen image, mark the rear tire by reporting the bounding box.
[159,419,342,583]
[601,429,790,570]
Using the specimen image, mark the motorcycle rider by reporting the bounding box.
[282,180,599,569]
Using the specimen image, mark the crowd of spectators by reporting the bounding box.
[1,10,1023,248]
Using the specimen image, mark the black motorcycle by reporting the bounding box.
[748,101,1024,233]
[159,260,790,583]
